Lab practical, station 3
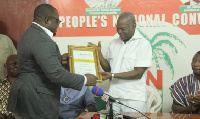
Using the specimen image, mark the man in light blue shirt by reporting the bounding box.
[59,86,97,118]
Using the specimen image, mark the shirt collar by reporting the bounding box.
[2,77,10,84]
[118,28,141,44]
[32,22,53,38]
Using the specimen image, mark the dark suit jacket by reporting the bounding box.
[7,23,85,119]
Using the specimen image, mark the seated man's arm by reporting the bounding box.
[86,104,97,112]
[172,101,195,114]
[79,104,97,115]
[78,88,97,116]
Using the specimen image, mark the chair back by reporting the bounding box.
[147,86,162,113]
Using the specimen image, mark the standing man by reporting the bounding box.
[0,34,17,82]
[88,12,152,112]
[170,51,200,114]
[7,4,98,119]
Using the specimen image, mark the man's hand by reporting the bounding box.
[78,108,88,117]
[88,41,101,53]
[88,41,111,72]
[100,72,112,81]
[85,74,98,86]
[61,53,71,70]
[186,94,200,111]
[61,53,71,64]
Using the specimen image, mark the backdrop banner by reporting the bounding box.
[50,0,200,112]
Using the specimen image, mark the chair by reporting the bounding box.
[147,86,162,113]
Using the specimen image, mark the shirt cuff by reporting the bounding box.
[84,75,87,85]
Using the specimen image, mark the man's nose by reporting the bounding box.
[194,61,200,66]
[15,63,19,68]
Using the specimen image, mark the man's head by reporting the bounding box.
[191,51,200,77]
[4,54,18,84]
[116,12,136,43]
[33,4,61,36]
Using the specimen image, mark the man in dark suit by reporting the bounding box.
[7,4,98,119]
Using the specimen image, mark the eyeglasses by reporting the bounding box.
[34,14,61,24]
[48,16,61,24]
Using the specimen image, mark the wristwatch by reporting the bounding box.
[110,73,114,81]
[84,108,89,113]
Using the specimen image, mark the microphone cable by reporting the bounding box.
[115,102,150,119]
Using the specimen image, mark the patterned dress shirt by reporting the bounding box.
[0,77,11,115]
[170,74,200,114]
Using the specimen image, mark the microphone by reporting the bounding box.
[91,86,121,104]
[91,86,150,119]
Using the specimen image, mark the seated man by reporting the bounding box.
[0,54,18,119]
[59,86,97,118]
[170,51,200,114]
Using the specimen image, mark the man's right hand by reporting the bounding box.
[88,41,101,53]
[61,53,71,70]
[85,74,98,86]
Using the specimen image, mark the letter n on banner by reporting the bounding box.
[146,70,163,89]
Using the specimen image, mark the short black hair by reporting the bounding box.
[197,51,200,54]
[34,4,56,18]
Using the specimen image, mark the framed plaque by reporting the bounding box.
[68,45,102,82]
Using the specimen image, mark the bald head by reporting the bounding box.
[118,12,136,27]
[6,54,17,64]
[116,12,136,42]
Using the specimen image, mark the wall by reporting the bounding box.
[0,0,48,47]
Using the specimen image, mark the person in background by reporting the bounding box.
[170,51,200,114]
[0,34,17,82]
[59,53,97,119]
[7,4,98,119]
[88,12,152,112]
[59,86,97,119]
[0,54,18,119]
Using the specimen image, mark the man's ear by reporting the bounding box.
[133,23,136,28]
[44,17,50,24]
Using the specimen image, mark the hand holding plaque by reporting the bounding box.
[68,45,102,82]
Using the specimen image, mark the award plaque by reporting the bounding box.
[68,45,102,82]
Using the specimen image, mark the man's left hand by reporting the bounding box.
[61,53,71,70]
[100,72,112,81]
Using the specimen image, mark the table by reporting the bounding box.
[76,112,200,119]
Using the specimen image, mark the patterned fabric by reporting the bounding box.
[170,74,200,107]
[0,77,11,115]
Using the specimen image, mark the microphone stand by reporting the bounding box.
[108,96,150,119]
[109,101,113,119]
